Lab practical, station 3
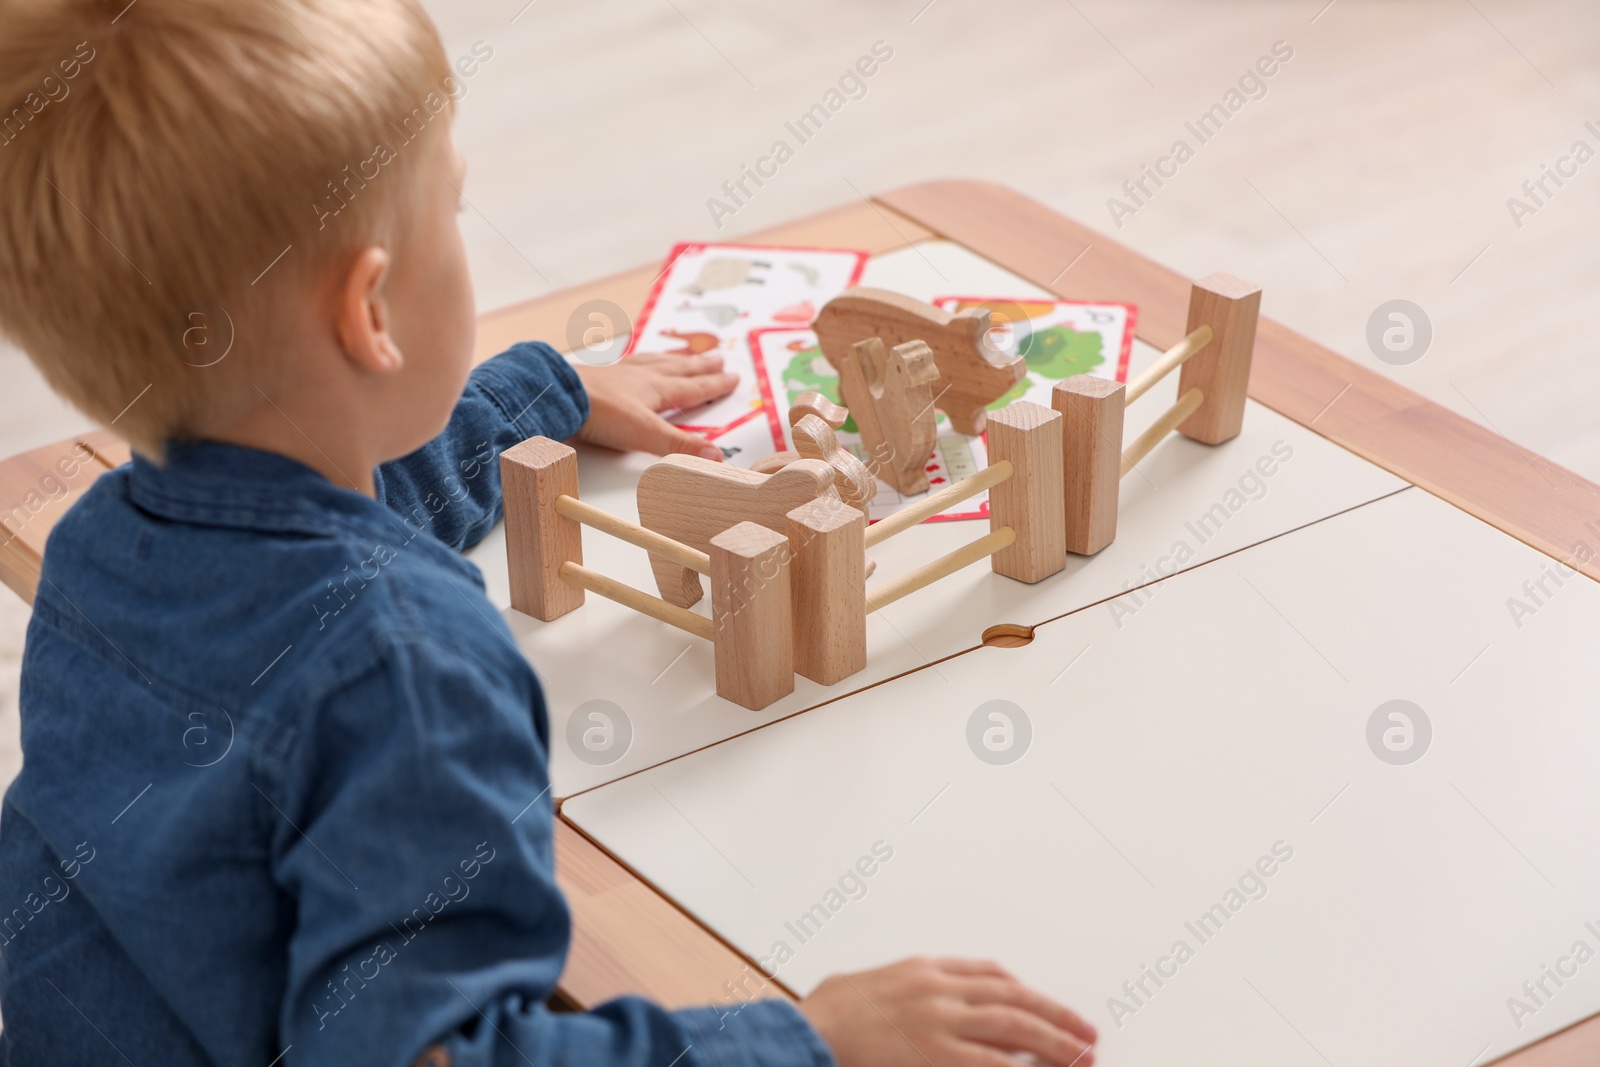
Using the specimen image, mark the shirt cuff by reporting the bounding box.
[674,999,837,1067]
[471,341,590,443]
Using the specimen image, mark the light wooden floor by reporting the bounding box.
[1,0,1597,783]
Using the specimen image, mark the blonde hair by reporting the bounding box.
[0,0,453,455]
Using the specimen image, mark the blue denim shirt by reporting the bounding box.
[0,342,833,1067]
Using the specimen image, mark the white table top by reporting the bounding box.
[564,487,1600,1067]
[467,240,1404,796]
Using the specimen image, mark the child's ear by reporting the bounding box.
[335,246,404,375]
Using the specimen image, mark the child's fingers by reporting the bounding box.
[930,958,1012,979]
[620,351,677,366]
[654,372,739,412]
[635,411,722,461]
[957,1006,1096,1067]
[645,354,726,377]
[958,977,1098,1044]
[953,1049,1044,1067]
[625,351,725,376]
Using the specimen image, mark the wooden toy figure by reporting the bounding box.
[813,287,1025,437]
[752,393,876,510]
[636,456,839,608]
[821,337,940,496]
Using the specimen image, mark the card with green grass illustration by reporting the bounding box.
[930,296,1136,414]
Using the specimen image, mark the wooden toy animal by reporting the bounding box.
[825,337,940,496]
[681,257,770,296]
[813,288,1026,436]
[753,416,876,511]
[637,456,839,608]
[660,329,721,355]
[788,392,849,427]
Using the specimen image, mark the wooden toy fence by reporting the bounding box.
[503,274,1259,711]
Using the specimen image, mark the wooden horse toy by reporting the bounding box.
[813,287,1025,437]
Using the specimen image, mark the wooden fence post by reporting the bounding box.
[710,522,794,711]
[1178,274,1260,445]
[786,499,866,685]
[501,437,583,620]
[986,401,1066,583]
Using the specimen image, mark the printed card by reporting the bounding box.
[930,295,1137,396]
[625,242,868,444]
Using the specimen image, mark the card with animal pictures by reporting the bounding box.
[930,296,1137,397]
[624,243,868,444]
[750,327,990,523]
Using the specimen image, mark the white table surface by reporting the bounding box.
[564,487,1600,1067]
[466,240,1405,796]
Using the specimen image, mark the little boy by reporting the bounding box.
[0,1,1096,1064]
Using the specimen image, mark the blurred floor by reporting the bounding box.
[2,0,1598,781]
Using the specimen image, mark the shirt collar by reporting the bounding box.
[128,439,391,539]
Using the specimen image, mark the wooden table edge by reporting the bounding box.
[0,429,130,603]
[554,814,797,1011]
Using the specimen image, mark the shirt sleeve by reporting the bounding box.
[265,627,833,1067]
[374,342,590,552]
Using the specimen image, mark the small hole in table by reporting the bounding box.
[981,623,1034,649]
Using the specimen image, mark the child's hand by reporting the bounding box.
[799,958,1097,1067]
[574,353,738,461]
